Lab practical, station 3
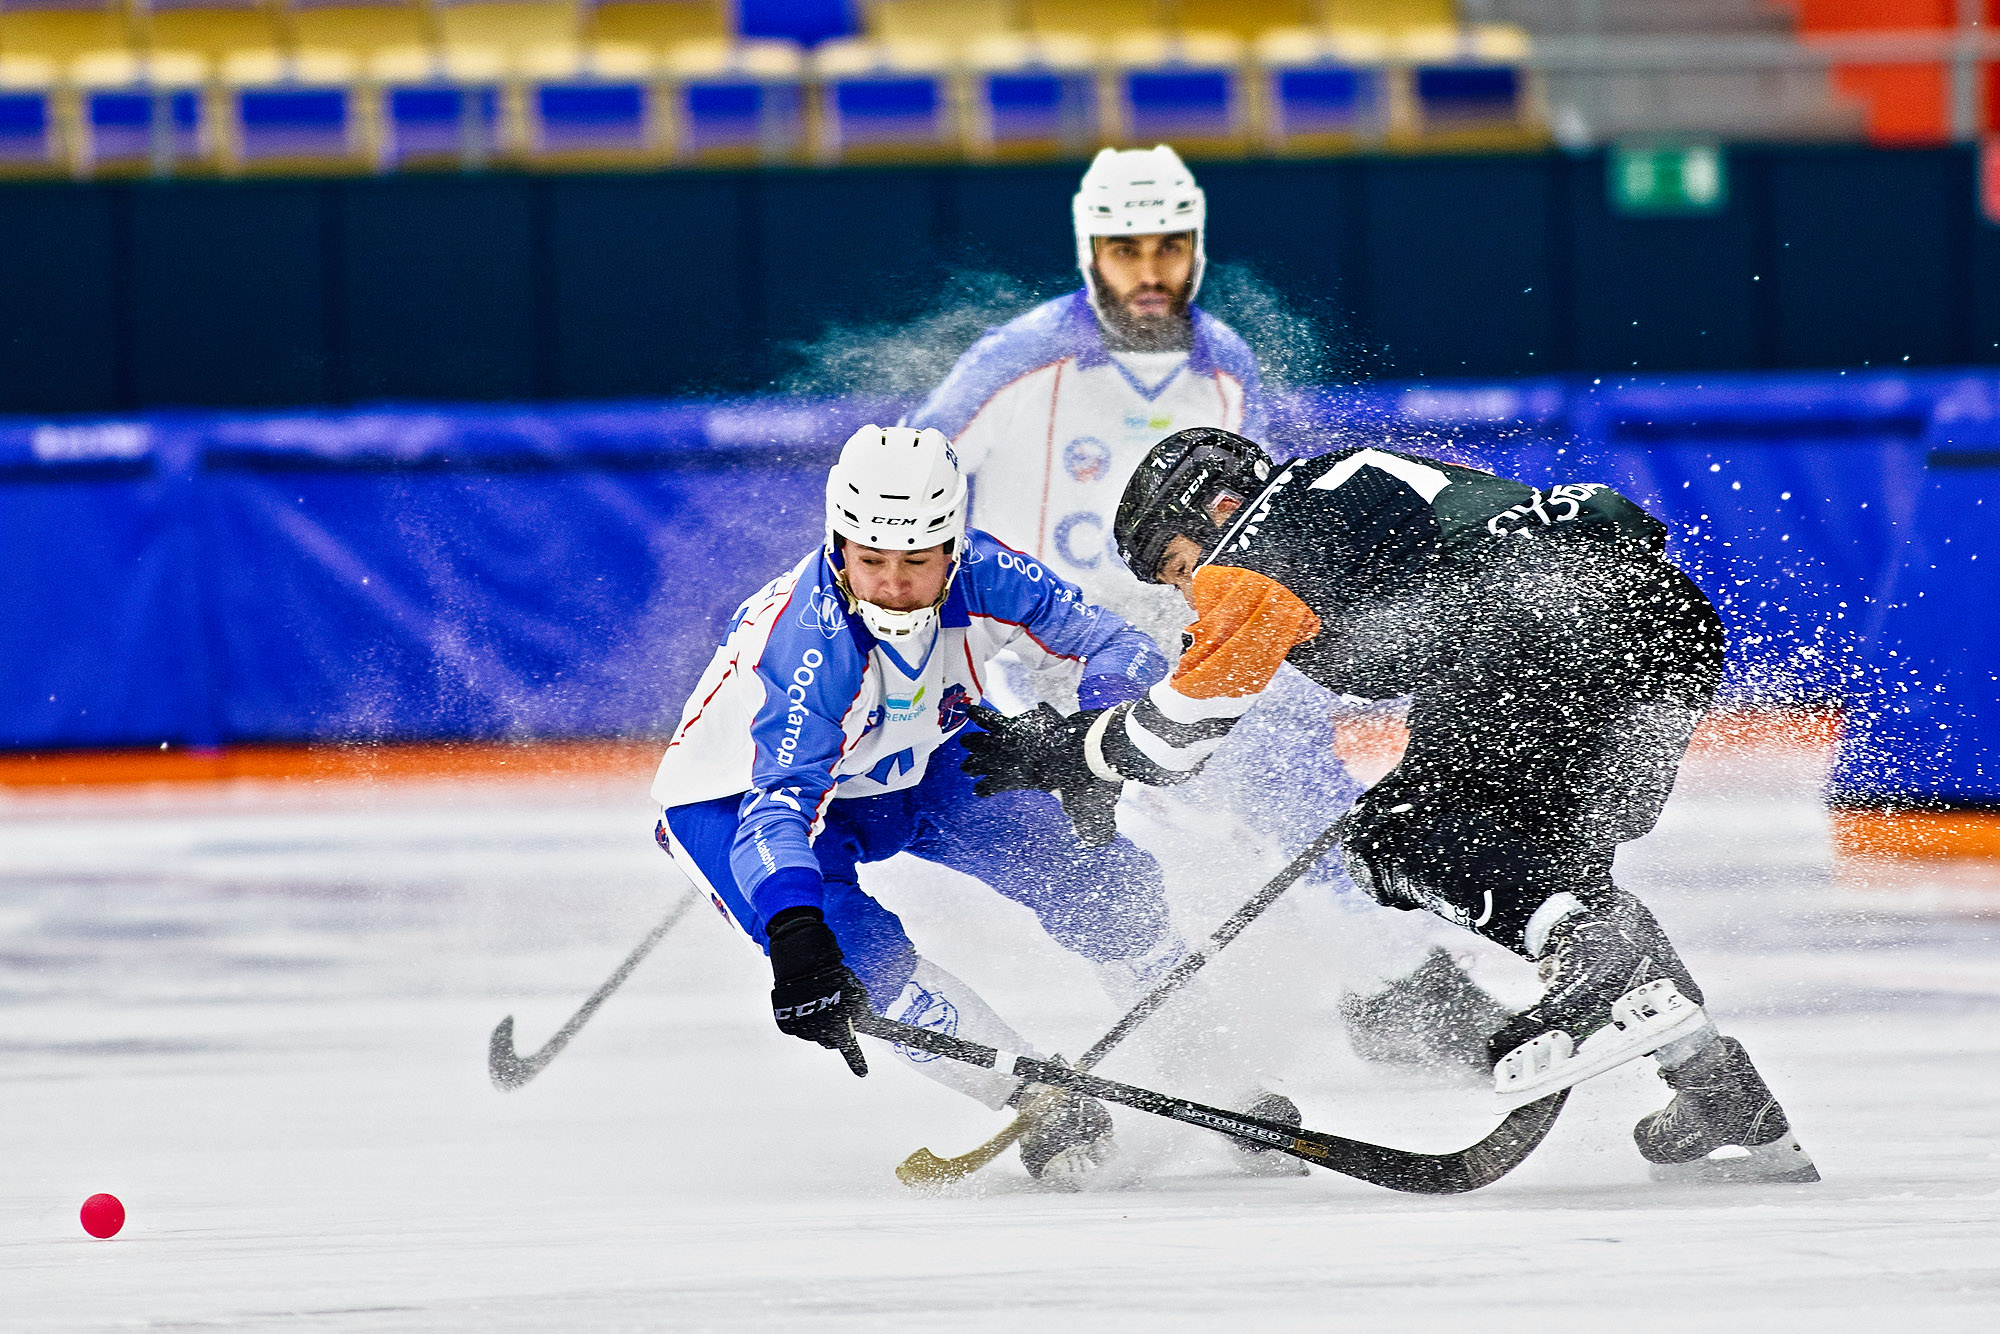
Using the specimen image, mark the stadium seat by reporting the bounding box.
[434,0,581,56]
[810,35,953,161]
[1107,30,1246,153]
[963,30,1095,159]
[72,48,209,174]
[589,0,727,49]
[1254,25,1387,151]
[289,0,432,60]
[218,47,365,169]
[1174,0,1315,42]
[372,42,506,166]
[0,0,131,62]
[0,53,59,172]
[1323,0,1453,28]
[662,37,803,162]
[141,0,281,58]
[1397,24,1533,138]
[867,0,1012,43]
[1021,0,1160,41]
[519,40,661,161]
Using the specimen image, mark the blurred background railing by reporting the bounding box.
[0,1,1994,177]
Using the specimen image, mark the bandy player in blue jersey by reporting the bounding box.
[907,146,1509,1070]
[651,425,1301,1187]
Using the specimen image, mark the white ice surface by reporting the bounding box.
[4,748,1999,1332]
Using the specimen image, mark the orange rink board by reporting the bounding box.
[2,711,1994,872]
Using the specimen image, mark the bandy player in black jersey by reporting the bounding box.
[961,427,1819,1184]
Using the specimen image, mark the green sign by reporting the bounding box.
[1609,144,1727,217]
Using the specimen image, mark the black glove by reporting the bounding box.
[766,906,869,1077]
[959,702,1122,849]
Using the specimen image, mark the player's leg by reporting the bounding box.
[656,793,1038,1110]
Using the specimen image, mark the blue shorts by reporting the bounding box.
[658,737,1169,1010]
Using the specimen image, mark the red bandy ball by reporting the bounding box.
[80,1193,125,1239]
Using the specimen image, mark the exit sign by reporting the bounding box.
[1609,143,1727,216]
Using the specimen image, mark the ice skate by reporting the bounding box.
[1635,1036,1819,1184]
[1339,948,1512,1076]
[1227,1092,1310,1178]
[1019,1091,1117,1190]
[1488,892,1712,1110]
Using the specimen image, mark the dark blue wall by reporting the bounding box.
[3,145,1997,415]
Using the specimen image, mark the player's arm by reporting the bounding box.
[1085,564,1319,786]
[732,633,874,1076]
[965,536,1169,708]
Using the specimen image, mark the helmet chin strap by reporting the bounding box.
[831,549,959,642]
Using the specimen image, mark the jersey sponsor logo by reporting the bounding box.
[1485,483,1609,538]
[798,588,845,639]
[936,681,970,734]
[1063,435,1113,483]
[993,548,1047,582]
[1053,511,1106,569]
[885,684,928,723]
[889,982,960,1065]
[1124,412,1173,433]
[774,649,826,767]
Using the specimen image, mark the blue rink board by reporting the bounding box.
[1,374,1994,804]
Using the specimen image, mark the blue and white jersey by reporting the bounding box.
[652,528,1167,909]
[906,290,1265,621]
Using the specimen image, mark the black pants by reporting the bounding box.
[1338,549,1725,957]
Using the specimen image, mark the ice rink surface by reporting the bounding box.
[5,737,1998,1332]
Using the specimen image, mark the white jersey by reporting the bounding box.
[907,289,1266,655]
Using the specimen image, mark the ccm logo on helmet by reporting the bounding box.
[775,991,844,1019]
[871,516,918,526]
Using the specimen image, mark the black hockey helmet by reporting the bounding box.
[1114,428,1275,583]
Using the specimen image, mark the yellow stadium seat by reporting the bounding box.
[1322,0,1455,32]
[661,37,806,163]
[142,1,282,59]
[962,29,1095,159]
[434,1,580,56]
[1174,0,1315,41]
[290,1,431,60]
[1022,0,1161,41]
[868,0,1014,43]
[811,34,955,162]
[217,46,366,172]
[1107,29,1247,153]
[518,40,666,163]
[590,0,727,50]
[371,42,507,166]
[0,1,130,60]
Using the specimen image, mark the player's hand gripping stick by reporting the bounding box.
[958,702,1120,847]
[767,906,871,1077]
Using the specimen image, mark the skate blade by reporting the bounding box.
[1494,979,1708,1112]
[1647,1132,1821,1185]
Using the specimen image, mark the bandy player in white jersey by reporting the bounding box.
[909,146,1513,1072]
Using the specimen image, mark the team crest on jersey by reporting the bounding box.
[798,587,845,639]
[936,682,971,734]
[1063,435,1113,483]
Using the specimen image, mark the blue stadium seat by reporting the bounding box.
[371,46,506,167]
[0,55,59,171]
[663,38,805,161]
[1398,25,1532,134]
[1255,27,1389,149]
[220,50,364,169]
[963,32,1097,159]
[73,50,210,173]
[521,42,660,159]
[1109,32,1246,150]
[810,36,950,160]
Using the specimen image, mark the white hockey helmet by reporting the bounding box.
[1072,144,1207,316]
[825,424,968,640]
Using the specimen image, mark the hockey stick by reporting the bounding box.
[858,1011,1567,1194]
[489,886,703,1091]
[895,819,1348,1188]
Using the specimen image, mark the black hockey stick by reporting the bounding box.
[897,818,1349,1186]
[860,1011,1568,1195]
[489,886,703,1090]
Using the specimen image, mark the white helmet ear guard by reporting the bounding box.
[1072,144,1207,317]
[825,424,967,641]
